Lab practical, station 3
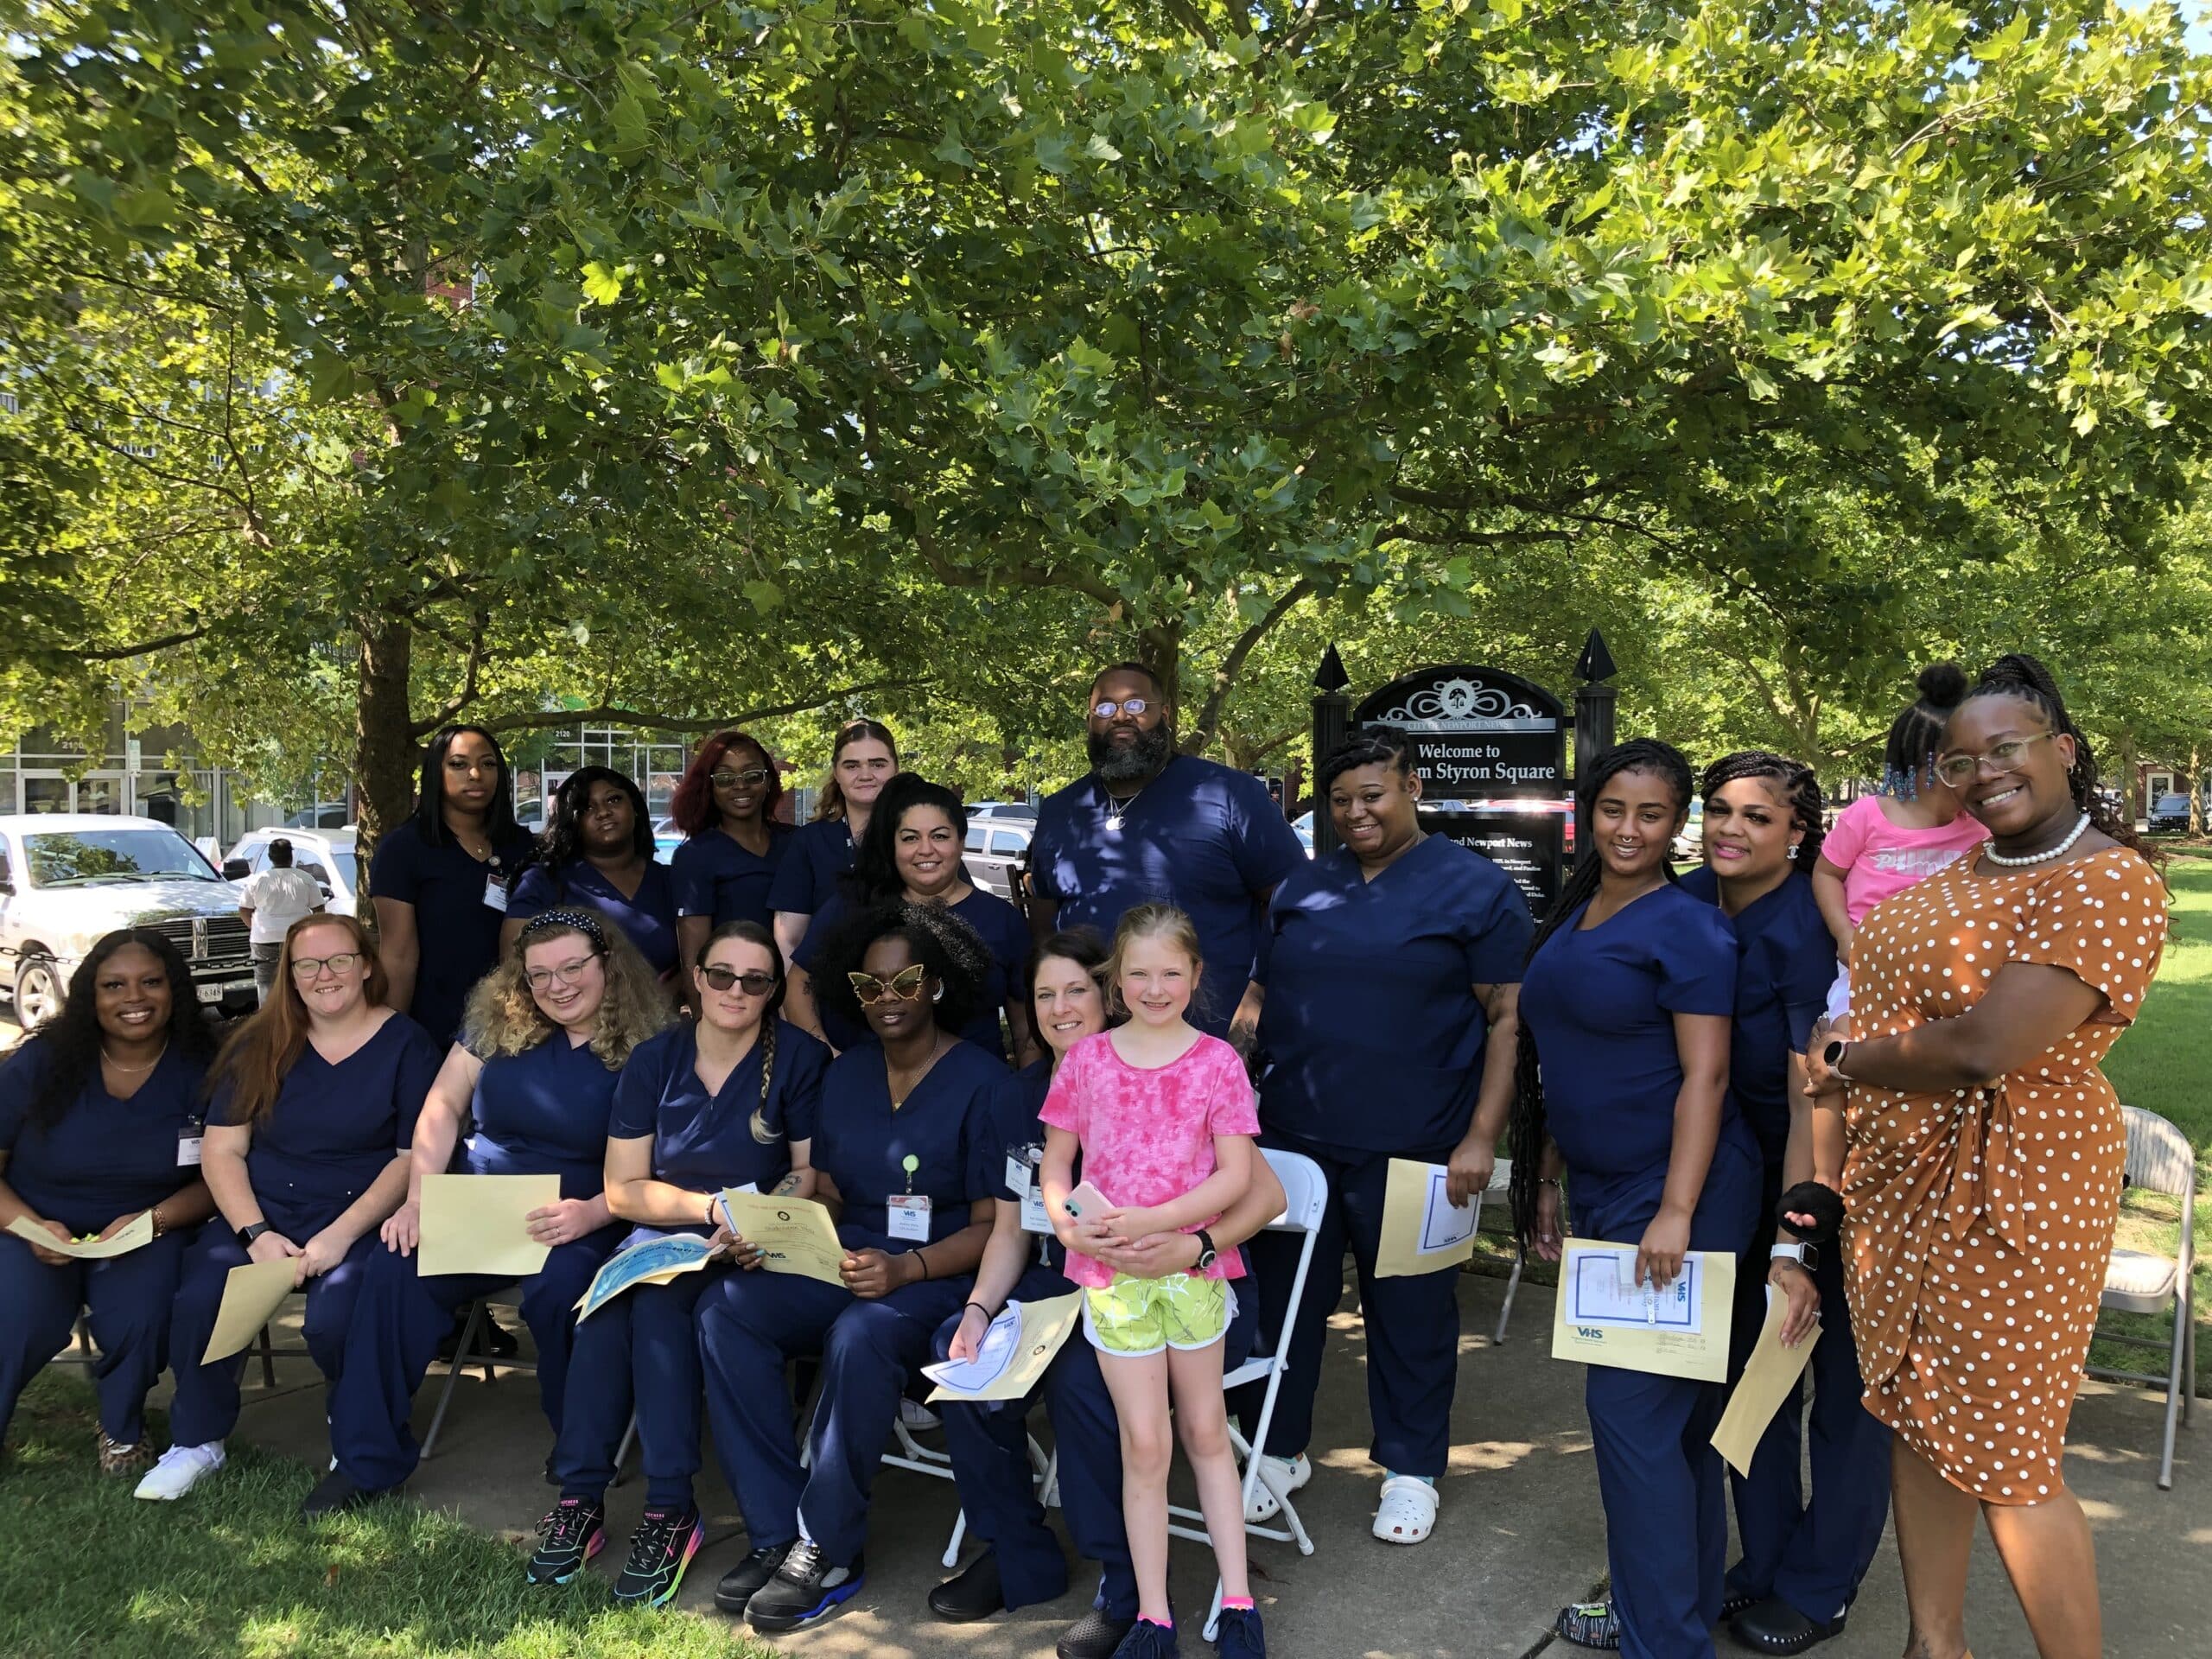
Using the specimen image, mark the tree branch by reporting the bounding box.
[72,623,213,662]
[1182,578,1315,756]
[406,608,491,736]
[467,678,924,737]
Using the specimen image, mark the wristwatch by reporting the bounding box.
[1770,1241,1820,1271]
[1192,1229,1219,1273]
[1821,1038,1853,1080]
[237,1220,273,1250]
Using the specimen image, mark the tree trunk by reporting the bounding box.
[2117,728,2139,825]
[1140,620,1182,726]
[353,613,420,909]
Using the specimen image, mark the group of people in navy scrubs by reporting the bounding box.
[0,664,1888,1659]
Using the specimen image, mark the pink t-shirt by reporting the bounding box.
[1823,794,1988,925]
[1039,1029,1260,1288]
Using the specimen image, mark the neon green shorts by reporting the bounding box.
[1081,1272,1229,1357]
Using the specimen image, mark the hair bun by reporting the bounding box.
[1916,662,1969,709]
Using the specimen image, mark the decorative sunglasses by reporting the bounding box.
[1091,697,1151,720]
[700,966,777,995]
[711,766,772,788]
[849,963,930,1004]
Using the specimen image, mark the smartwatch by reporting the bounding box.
[1192,1229,1219,1273]
[236,1220,273,1250]
[1770,1240,1820,1271]
[1821,1038,1853,1080]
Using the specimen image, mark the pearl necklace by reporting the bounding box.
[1981,811,2091,868]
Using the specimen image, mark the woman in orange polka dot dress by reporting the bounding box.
[1802,654,2166,1659]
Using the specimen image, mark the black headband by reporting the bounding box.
[520,909,607,951]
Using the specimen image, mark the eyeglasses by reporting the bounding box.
[849,963,929,1004]
[1931,732,2055,789]
[711,767,771,789]
[524,955,601,991]
[290,952,362,981]
[700,966,777,995]
[1091,698,1151,721]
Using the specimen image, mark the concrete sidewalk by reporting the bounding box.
[206,1267,2206,1657]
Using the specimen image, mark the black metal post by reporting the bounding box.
[1572,629,1618,868]
[1311,645,1351,856]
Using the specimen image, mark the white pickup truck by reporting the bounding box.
[0,813,259,1029]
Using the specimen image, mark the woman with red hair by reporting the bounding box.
[671,730,793,982]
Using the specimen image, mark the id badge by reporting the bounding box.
[483,874,510,913]
[1019,1184,1052,1236]
[887,1193,932,1243]
[176,1131,204,1168]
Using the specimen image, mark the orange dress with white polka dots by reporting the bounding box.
[1840,843,2167,1502]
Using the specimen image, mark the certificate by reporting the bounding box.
[574,1232,718,1322]
[1548,1241,1736,1382]
[717,1189,848,1287]
[6,1210,155,1260]
[1713,1283,1821,1475]
[923,1292,1085,1403]
[417,1173,560,1279]
[1374,1159,1479,1278]
[201,1257,301,1364]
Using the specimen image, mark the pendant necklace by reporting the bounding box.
[1103,777,1152,834]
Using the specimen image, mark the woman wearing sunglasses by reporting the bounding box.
[143,916,442,1502]
[697,901,1001,1634]
[527,920,828,1608]
[308,910,670,1518]
[671,730,794,979]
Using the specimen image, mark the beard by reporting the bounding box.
[1087,722,1173,787]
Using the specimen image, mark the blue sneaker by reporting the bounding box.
[1111,1618,1182,1657]
[746,1540,865,1631]
[1215,1606,1265,1658]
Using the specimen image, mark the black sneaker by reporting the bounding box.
[611,1504,703,1609]
[714,1541,792,1614]
[300,1469,378,1519]
[525,1497,606,1586]
[1059,1608,1138,1659]
[928,1550,1006,1622]
[745,1540,865,1632]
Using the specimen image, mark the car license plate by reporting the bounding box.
[196,983,224,1003]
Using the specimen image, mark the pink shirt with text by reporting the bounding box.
[1824,794,1989,925]
[1039,1030,1260,1289]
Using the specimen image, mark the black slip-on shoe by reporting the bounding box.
[929,1550,1007,1622]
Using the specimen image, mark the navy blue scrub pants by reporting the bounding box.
[0,1229,188,1446]
[166,1225,381,1448]
[1575,1143,1760,1659]
[934,1268,1260,1618]
[551,1270,717,1510]
[1233,1130,1462,1477]
[327,1224,623,1492]
[697,1268,969,1567]
[1726,1230,1891,1622]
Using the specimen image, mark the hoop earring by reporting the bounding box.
[931,986,944,1003]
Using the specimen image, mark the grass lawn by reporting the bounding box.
[0,1374,773,1659]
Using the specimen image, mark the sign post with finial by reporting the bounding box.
[1310,645,1351,856]
[1572,629,1618,867]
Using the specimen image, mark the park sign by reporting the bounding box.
[1351,665,1568,918]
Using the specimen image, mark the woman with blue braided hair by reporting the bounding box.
[307,907,671,1517]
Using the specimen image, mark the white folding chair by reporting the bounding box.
[1475,1156,1523,1341]
[883,1405,1052,1567]
[2088,1105,2196,1489]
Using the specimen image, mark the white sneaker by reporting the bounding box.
[1243,1452,1312,1522]
[898,1398,942,1433]
[134,1442,226,1501]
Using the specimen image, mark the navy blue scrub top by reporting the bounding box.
[1518,883,1740,1198]
[370,816,538,1046]
[766,818,857,919]
[1029,754,1306,1035]
[797,887,1029,1058]
[973,1056,1069,1274]
[671,821,794,933]
[1255,835,1532,1155]
[0,1039,209,1236]
[1677,868,1831,1168]
[812,1038,998,1255]
[508,856,681,979]
[465,1033,624,1199]
[208,1013,442,1242]
[608,1019,828,1203]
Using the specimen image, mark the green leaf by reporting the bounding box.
[581,262,625,306]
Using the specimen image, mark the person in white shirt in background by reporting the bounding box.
[238,839,326,1004]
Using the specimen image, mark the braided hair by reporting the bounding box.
[1700,750,1827,871]
[1880,663,1969,798]
[1316,725,1417,797]
[1958,653,2154,860]
[1508,738,1694,1250]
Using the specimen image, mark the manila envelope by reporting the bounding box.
[1549,1240,1736,1383]
[717,1189,849,1286]
[202,1257,301,1364]
[1713,1283,1821,1475]
[417,1173,559,1279]
[7,1210,155,1260]
[1374,1158,1479,1279]
[925,1292,1086,1403]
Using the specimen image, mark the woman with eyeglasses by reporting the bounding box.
[671,729,794,972]
[504,767,681,980]
[309,910,672,1517]
[530,920,828,1609]
[1804,655,2168,1659]
[697,901,1000,1635]
[769,718,899,964]
[372,725,537,1047]
[788,773,1033,1063]
[142,917,442,1502]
